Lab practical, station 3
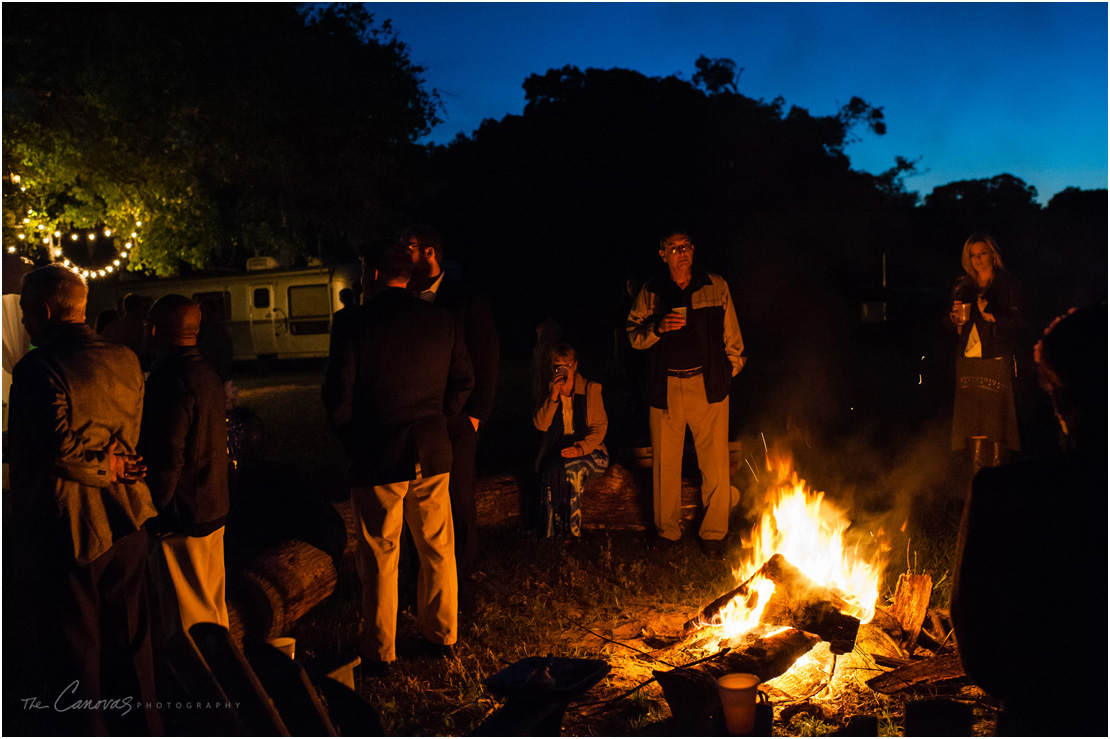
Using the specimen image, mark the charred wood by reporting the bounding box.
[653,628,819,724]
[758,554,861,655]
[865,652,966,694]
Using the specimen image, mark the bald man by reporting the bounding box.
[7,264,159,736]
[140,294,231,633]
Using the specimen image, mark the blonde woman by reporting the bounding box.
[946,232,1021,464]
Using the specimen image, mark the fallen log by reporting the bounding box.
[336,463,704,536]
[865,652,966,694]
[228,539,338,642]
[653,628,820,724]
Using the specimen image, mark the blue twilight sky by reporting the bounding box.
[366,2,1108,204]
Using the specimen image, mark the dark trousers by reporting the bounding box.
[37,528,161,736]
[447,416,479,578]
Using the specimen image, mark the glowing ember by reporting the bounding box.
[717,450,888,640]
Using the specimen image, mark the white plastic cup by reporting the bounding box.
[268,637,296,659]
[673,306,687,325]
[717,672,760,735]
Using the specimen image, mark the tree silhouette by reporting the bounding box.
[3,3,439,274]
[693,56,743,95]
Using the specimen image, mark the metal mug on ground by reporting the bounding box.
[951,302,972,325]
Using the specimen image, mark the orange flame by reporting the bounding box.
[717,450,887,639]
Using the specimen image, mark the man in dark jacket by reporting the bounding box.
[404,225,499,580]
[627,230,745,558]
[7,264,160,735]
[322,248,474,673]
[140,294,231,634]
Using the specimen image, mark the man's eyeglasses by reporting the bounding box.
[665,243,694,255]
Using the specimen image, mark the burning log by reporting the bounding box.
[653,628,820,724]
[759,554,861,655]
[685,553,862,655]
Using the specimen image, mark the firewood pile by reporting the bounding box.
[569,562,989,735]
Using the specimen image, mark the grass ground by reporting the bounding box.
[230,358,985,736]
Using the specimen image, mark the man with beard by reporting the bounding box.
[402,225,499,584]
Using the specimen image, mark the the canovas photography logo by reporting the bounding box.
[21,680,239,715]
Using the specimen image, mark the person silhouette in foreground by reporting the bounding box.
[6,264,160,735]
[951,304,1107,737]
[322,247,473,675]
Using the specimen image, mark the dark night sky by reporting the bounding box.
[369,2,1108,203]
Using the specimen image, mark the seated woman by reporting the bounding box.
[532,341,608,540]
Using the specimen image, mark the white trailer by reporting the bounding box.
[94,259,361,360]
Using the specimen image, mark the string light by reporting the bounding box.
[4,173,143,278]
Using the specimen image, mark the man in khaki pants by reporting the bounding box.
[323,248,473,675]
[627,230,745,559]
[141,295,230,634]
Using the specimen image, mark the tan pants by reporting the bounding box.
[650,374,730,542]
[353,472,457,663]
[160,527,229,631]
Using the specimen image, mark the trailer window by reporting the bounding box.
[253,288,270,309]
[288,284,330,335]
[192,291,231,322]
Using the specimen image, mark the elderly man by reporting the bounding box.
[627,230,745,559]
[141,294,231,635]
[6,264,160,735]
[322,247,473,675]
[403,225,499,582]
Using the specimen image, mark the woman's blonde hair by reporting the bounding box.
[961,232,1004,278]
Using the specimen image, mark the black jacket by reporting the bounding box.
[140,346,229,537]
[948,270,1021,362]
[434,277,499,424]
[321,287,474,486]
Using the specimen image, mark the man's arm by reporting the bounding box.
[626,285,663,351]
[463,293,499,426]
[140,376,194,511]
[444,319,475,421]
[719,278,746,376]
[321,319,357,441]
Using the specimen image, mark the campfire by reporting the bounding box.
[646,447,962,727]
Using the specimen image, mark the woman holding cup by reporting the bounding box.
[532,340,609,540]
[947,232,1021,465]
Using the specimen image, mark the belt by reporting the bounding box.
[666,367,703,379]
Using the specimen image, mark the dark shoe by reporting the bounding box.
[357,658,395,679]
[651,535,679,551]
[699,538,726,560]
[420,641,456,660]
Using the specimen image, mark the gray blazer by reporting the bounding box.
[8,323,157,567]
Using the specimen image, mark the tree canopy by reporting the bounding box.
[3,3,439,275]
